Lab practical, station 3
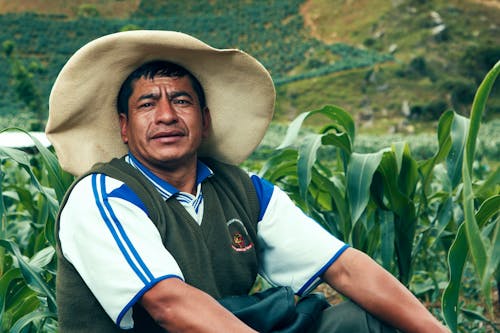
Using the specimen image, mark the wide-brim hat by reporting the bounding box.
[46,30,275,176]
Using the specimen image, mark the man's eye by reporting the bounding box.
[173,98,192,105]
[140,102,153,108]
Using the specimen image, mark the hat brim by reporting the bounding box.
[46,30,275,176]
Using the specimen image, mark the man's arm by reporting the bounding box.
[140,278,257,333]
[322,247,449,333]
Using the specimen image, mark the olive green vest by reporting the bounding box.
[55,157,260,332]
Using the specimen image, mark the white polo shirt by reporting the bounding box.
[58,154,348,329]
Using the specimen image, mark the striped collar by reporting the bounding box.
[125,153,213,202]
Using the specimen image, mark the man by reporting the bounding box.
[46,30,448,332]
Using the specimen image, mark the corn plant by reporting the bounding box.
[259,61,499,332]
[0,129,73,332]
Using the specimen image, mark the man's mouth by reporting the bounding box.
[150,129,185,140]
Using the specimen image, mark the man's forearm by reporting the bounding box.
[322,247,449,333]
[140,278,257,333]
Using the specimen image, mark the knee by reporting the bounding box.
[313,301,398,333]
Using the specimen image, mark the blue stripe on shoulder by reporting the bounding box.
[250,175,275,221]
[108,184,148,216]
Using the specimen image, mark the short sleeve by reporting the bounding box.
[59,173,184,329]
[255,183,349,295]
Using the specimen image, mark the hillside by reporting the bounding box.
[0,0,498,134]
[284,0,500,132]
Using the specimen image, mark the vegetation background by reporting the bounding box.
[0,0,498,332]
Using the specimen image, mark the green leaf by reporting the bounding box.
[0,170,5,237]
[0,145,59,221]
[419,110,453,193]
[347,151,384,223]
[297,134,323,201]
[379,209,395,272]
[465,60,500,170]
[29,246,55,269]
[483,216,499,295]
[0,268,22,321]
[474,166,500,199]
[442,61,500,329]
[376,148,417,284]
[10,310,57,333]
[394,142,419,198]
[259,149,298,182]
[475,195,500,228]
[446,114,469,189]
[321,128,352,152]
[461,307,500,333]
[277,105,354,151]
[0,239,56,310]
[277,112,310,149]
[429,197,454,250]
[0,128,73,203]
[461,61,500,313]
[442,224,468,333]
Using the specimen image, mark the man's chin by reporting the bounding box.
[152,153,198,169]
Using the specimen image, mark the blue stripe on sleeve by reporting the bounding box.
[116,274,183,327]
[91,174,153,284]
[99,175,155,281]
[250,175,275,221]
[108,184,148,216]
[296,244,350,296]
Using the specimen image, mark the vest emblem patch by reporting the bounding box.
[227,218,254,252]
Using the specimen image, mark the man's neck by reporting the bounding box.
[151,162,198,195]
[130,154,199,195]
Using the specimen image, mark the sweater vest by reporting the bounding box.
[55,157,260,332]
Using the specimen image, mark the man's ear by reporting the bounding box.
[202,107,211,139]
[119,113,129,144]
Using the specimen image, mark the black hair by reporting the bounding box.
[117,60,206,116]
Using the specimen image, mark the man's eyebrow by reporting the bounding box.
[136,93,159,102]
[168,91,194,100]
[134,91,195,103]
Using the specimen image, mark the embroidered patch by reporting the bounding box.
[227,218,254,252]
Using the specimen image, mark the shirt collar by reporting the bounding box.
[125,153,213,200]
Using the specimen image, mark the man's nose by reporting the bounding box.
[155,98,178,123]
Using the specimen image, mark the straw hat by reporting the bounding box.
[46,30,275,176]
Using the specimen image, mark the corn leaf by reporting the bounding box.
[0,128,72,203]
[462,61,500,312]
[10,310,57,333]
[442,223,467,332]
[347,151,384,224]
[474,166,500,199]
[0,268,23,323]
[447,114,469,189]
[418,110,453,193]
[380,209,395,271]
[0,239,56,310]
[258,149,298,182]
[298,133,323,201]
[277,105,354,150]
[0,146,59,220]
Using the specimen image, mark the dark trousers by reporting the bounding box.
[310,301,399,333]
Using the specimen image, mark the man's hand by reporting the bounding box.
[140,278,257,333]
[322,247,450,333]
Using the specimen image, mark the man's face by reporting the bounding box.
[119,75,210,171]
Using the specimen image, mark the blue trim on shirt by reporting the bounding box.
[91,174,153,284]
[116,274,184,327]
[126,153,213,201]
[250,175,275,221]
[296,244,350,296]
[127,154,179,198]
[109,184,148,216]
[196,160,212,184]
